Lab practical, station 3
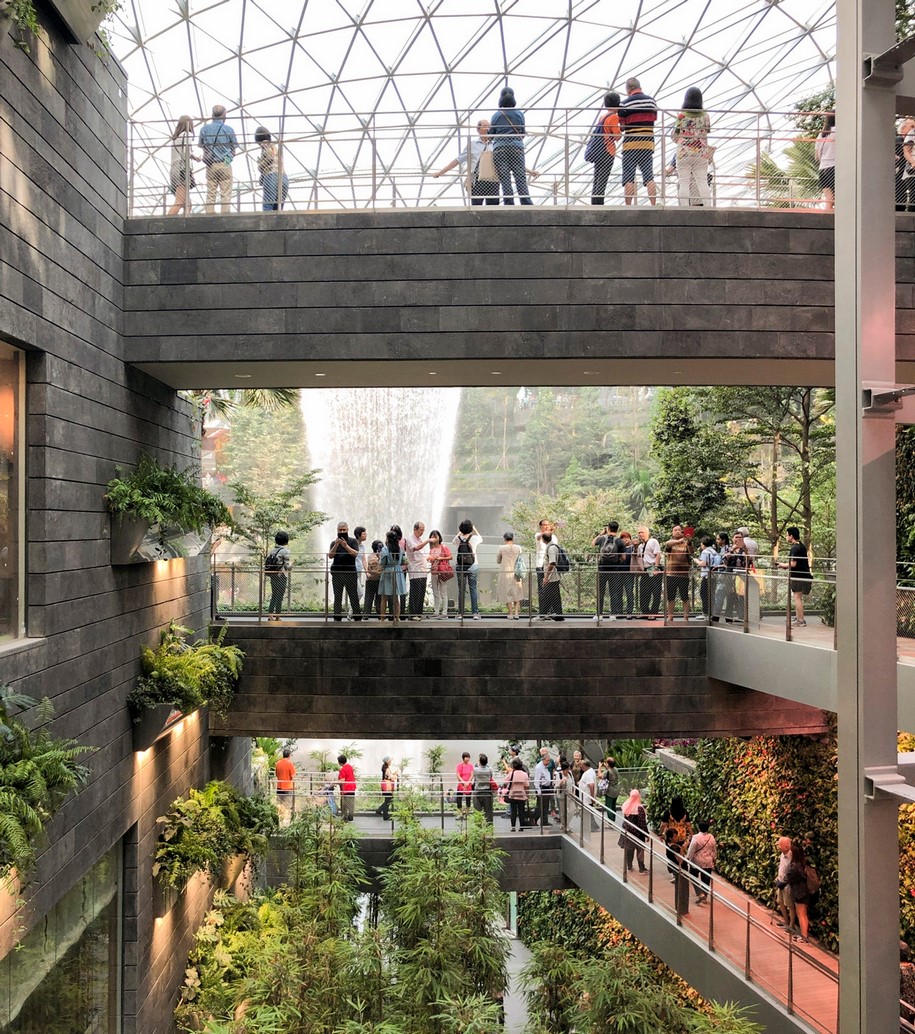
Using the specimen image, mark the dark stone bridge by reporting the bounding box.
[124,209,915,391]
[213,623,827,740]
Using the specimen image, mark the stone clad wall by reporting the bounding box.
[214,624,828,740]
[0,14,247,1033]
[121,209,915,384]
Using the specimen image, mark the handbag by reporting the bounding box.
[476,146,498,183]
[435,554,455,582]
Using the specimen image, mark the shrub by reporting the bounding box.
[153,781,277,891]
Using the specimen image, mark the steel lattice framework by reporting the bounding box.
[114,0,836,209]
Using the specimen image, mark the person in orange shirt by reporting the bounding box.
[275,748,296,824]
[591,91,621,205]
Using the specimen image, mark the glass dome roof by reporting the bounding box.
[114,0,836,211]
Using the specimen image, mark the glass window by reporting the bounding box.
[0,343,24,642]
[0,843,122,1033]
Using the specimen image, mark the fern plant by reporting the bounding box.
[128,623,245,720]
[0,686,91,882]
[105,452,232,534]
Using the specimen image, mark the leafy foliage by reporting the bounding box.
[0,686,91,882]
[229,474,327,558]
[129,622,245,720]
[106,452,232,533]
[898,426,915,583]
[175,808,508,1033]
[154,781,278,891]
[3,0,41,51]
[504,489,637,556]
[518,890,761,1033]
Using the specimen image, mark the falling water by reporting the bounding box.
[302,387,462,544]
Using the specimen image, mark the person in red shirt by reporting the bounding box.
[337,753,357,822]
[275,748,296,823]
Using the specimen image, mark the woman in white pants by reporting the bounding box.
[672,86,712,207]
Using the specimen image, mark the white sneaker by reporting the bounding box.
[472,614,482,621]
[592,615,600,622]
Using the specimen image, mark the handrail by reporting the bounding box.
[129,106,839,216]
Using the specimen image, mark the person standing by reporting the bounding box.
[198,104,238,214]
[533,747,555,827]
[619,788,649,873]
[363,539,384,618]
[472,753,494,823]
[455,750,475,821]
[785,840,813,943]
[328,522,362,622]
[594,521,624,619]
[672,86,712,207]
[636,526,661,618]
[897,117,915,211]
[588,91,621,204]
[265,531,291,621]
[577,758,599,830]
[736,526,759,559]
[375,756,396,820]
[275,747,296,824]
[427,530,453,619]
[405,522,431,620]
[540,531,564,620]
[665,829,692,918]
[432,118,499,205]
[814,114,836,211]
[490,86,533,205]
[779,526,813,627]
[337,753,357,822]
[618,530,636,617]
[505,757,530,832]
[618,78,658,206]
[598,756,620,822]
[774,835,798,931]
[535,519,557,616]
[719,530,751,621]
[254,126,289,211]
[695,535,720,618]
[685,820,717,904]
[167,115,200,216]
[452,519,482,620]
[353,526,367,604]
[663,524,693,622]
[379,529,407,624]
[497,531,524,619]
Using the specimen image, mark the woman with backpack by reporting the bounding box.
[785,840,813,943]
[685,820,717,904]
[427,530,453,619]
[378,529,407,624]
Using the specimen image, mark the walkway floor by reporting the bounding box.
[347,810,839,1034]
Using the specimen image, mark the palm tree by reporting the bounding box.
[182,388,300,435]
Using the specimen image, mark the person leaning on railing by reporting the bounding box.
[432,118,499,205]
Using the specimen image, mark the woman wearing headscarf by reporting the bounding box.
[490,86,533,205]
[672,86,712,207]
[618,788,649,873]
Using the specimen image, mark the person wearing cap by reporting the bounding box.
[376,755,396,820]
[737,526,759,558]
[255,126,289,211]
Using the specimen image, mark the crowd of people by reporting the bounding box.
[274,746,817,940]
[260,517,813,625]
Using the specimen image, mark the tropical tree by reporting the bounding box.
[183,387,300,435]
[219,403,311,497]
[504,489,636,556]
[229,473,327,557]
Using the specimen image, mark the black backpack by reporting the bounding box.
[264,548,285,574]
[554,544,572,574]
[456,536,475,569]
[599,536,624,568]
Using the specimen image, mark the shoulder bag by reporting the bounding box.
[476,145,498,183]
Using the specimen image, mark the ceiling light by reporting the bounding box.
[314,372,326,377]
[491,371,501,375]
[234,373,252,379]
[428,372,437,376]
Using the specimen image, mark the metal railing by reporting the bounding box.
[129,106,839,216]
[210,550,915,640]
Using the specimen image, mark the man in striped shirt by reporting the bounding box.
[618,77,658,206]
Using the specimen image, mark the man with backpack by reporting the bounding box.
[594,520,625,619]
[452,519,482,620]
[540,531,565,621]
[265,531,291,621]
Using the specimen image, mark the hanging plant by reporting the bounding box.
[106,452,232,534]
[153,781,277,891]
[2,0,40,51]
[0,685,91,883]
[128,623,244,721]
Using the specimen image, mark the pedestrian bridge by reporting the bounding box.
[265,807,838,1034]
[123,209,915,391]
